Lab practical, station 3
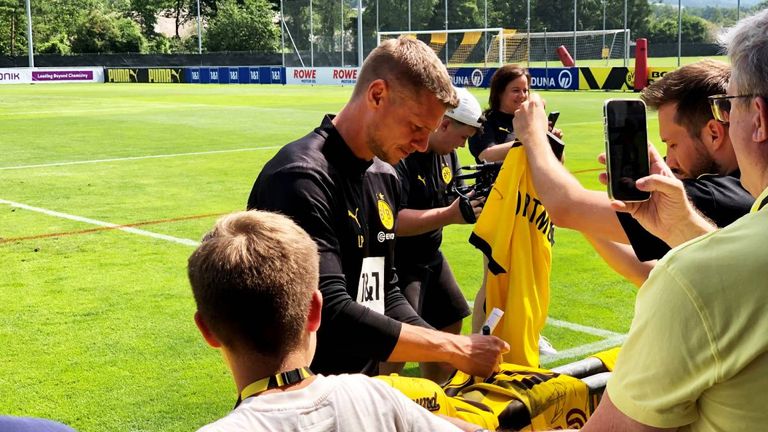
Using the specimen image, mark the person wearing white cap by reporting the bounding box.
[389,87,485,383]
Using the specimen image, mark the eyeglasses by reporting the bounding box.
[708,94,758,124]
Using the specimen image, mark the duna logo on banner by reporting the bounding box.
[471,69,484,87]
[558,70,573,88]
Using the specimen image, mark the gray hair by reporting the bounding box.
[720,8,768,98]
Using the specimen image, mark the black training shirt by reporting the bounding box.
[468,110,515,163]
[247,115,427,375]
[395,150,461,268]
[617,171,754,261]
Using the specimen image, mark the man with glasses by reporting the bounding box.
[531,9,768,431]
[611,60,753,268]
[508,60,753,287]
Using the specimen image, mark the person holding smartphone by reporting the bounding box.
[562,11,768,431]
[511,60,752,287]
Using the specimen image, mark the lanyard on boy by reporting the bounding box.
[234,367,314,408]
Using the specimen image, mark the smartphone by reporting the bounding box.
[548,111,560,128]
[604,99,650,202]
[544,111,564,160]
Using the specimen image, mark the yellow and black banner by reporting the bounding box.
[106,68,140,83]
[579,67,635,91]
[147,68,184,83]
[105,68,185,84]
[578,66,677,91]
[647,67,674,86]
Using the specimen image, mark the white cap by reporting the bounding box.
[444,87,484,129]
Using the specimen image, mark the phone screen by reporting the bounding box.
[605,100,650,201]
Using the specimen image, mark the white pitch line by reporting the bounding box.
[541,335,626,365]
[0,199,200,247]
[467,300,620,339]
[546,317,624,338]
[0,146,282,171]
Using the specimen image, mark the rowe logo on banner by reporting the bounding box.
[287,68,359,85]
[292,68,317,84]
[332,68,358,84]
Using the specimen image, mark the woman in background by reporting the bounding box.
[469,64,532,163]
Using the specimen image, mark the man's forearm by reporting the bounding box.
[667,210,717,247]
[387,323,458,363]
[388,323,508,377]
[396,207,458,236]
[584,234,654,287]
[523,131,629,243]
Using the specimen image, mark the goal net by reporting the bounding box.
[377,28,629,67]
[378,28,506,67]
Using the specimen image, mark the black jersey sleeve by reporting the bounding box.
[394,160,412,211]
[616,212,671,262]
[249,169,406,362]
[450,151,465,189]
[681,175,754,227]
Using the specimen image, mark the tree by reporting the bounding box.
[71,8,147,53]
[0,0,25,56]
[646,13,714,43]
[204,0,279,52]
[123,0,173,37]
[427,0,481,30]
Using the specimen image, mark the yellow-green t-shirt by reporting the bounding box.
[607,203,768,430]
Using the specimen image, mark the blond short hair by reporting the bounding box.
[353,36,458,108]
[188,210,319,359]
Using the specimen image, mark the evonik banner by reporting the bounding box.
[0,67,104,85]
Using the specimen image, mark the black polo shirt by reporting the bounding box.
[617,171,754,261]
[394,150,461,268]
[469,110,515,163]
[247,115,427,375]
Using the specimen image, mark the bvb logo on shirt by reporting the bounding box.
[377,193,394,230]
[442,165,453,184]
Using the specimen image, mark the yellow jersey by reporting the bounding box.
[470,143,554,366]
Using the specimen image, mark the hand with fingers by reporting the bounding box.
[598,143,716,247]
[513,93,550,145]
[450,334,510,378]
[452,191,486,224]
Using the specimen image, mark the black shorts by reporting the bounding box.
[399,252,471,330]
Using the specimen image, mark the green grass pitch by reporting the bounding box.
[0,83,659,431]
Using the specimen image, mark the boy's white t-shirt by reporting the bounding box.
[197,374,463,432]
